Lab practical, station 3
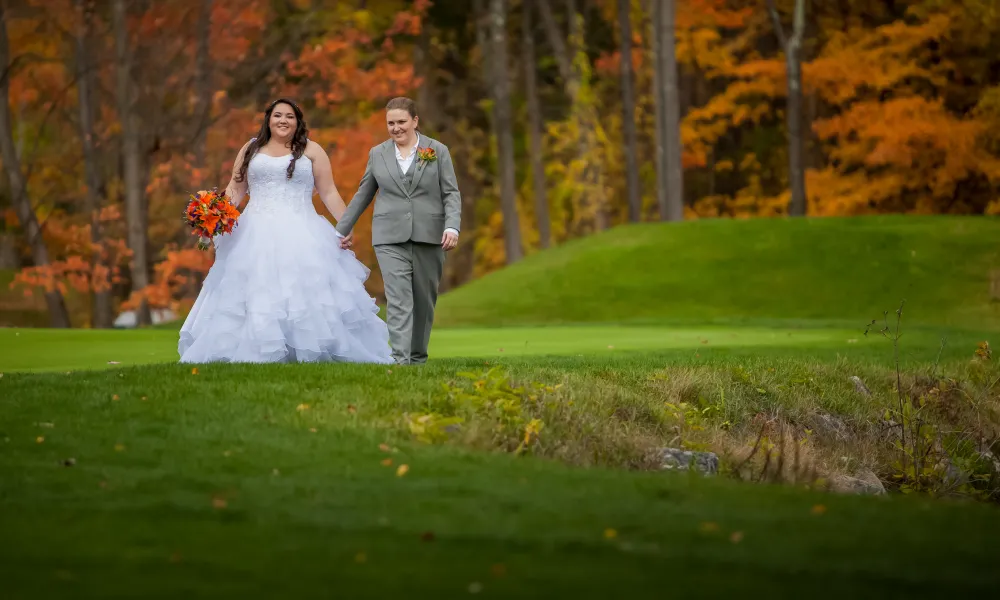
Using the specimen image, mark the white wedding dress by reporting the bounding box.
[178,151,392,364]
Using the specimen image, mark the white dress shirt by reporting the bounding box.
[397,134,458,238]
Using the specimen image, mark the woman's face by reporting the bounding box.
[269,103,297,140]
[386,108,418,144]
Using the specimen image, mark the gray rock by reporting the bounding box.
[849,375,871,397]
[658,448,718,476]
[829,469,886,495]
[809,412,851,441]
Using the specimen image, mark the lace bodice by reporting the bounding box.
[244,153,315,216]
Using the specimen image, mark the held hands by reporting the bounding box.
[339,232,354,250]
[441,230,459,252]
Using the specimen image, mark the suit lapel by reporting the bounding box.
[379,142,409,197]
[409,142,429,193]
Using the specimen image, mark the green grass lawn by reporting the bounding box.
[437,215,1000,329]
[2,216,998,597]
[2,357,999,598]
[0,320,984,372]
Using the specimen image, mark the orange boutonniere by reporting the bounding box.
[416,147,437,163]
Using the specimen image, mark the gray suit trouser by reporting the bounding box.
[375,241,445,364]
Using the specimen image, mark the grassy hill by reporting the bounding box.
[437,216,1000,329]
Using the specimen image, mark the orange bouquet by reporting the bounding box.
[184,189,240,250]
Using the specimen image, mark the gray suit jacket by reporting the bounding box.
[336,135,462,245]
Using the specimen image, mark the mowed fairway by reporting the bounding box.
[0,321,984,372]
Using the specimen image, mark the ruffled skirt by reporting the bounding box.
[178,206,392,364]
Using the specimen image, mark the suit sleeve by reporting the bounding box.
[335,148,379,236]
[437,144,462,233]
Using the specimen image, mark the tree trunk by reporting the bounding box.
[521,0,551,248]
[660,0,684,221]
[488,0,523,264]
[0,1,71,328]
[192,0,213,183]
[649,0,668,220]
[73,0,113,328]
[768,0,808,217]
[113,0,151,325]
[617,0,642,223]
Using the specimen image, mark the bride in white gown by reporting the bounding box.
[178,98,392,364]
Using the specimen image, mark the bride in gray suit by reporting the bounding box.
[336,97,462,365]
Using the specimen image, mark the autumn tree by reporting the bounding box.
[488,0,523,264]
[521,0,551,248]
[0,0,71,327]
[617,0,642,223]
[767,0,809,217]
[651,0,684,221]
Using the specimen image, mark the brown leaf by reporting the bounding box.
[699,522,719,533]
[490,563,507,578]
[396,464,409,477]
[420,531,435,542]
[212,496,227,509]
[811,504,827,515]
[111,394,120,401]
[730,531,744,544]
[381,458,393,466]
[347,404,357,414]
[379,443,391,452]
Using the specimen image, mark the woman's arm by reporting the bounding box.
[308,140,347,222]
[225,142,251,209]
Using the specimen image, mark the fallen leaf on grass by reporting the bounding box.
[811,504,827,515]
[114,443,125,452]
[99,481,107,489]
[36,436,44,444]
[309,428,318,433]
[607,345,615,349]
[379,443,391,452]
[603,528,618,540]
[169,552,183,564]
[212,496,227,509]
[347,405,357,414]
[354,552,367,564]
[191,368,199,375]
[396,464,409,477]
[223,450,232,457]
[107,361,121,365]
[296,403,310,412]
[112,394,120,401]
[272,468,280,476]
[141,396,148,401]
[490,564,507,578]
[699,522,719,533]
[420,531,435,542]
[730,531,744,544]
[381,458,393,467]
[38,422,54,428]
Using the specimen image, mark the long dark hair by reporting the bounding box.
[235,98,309,183]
